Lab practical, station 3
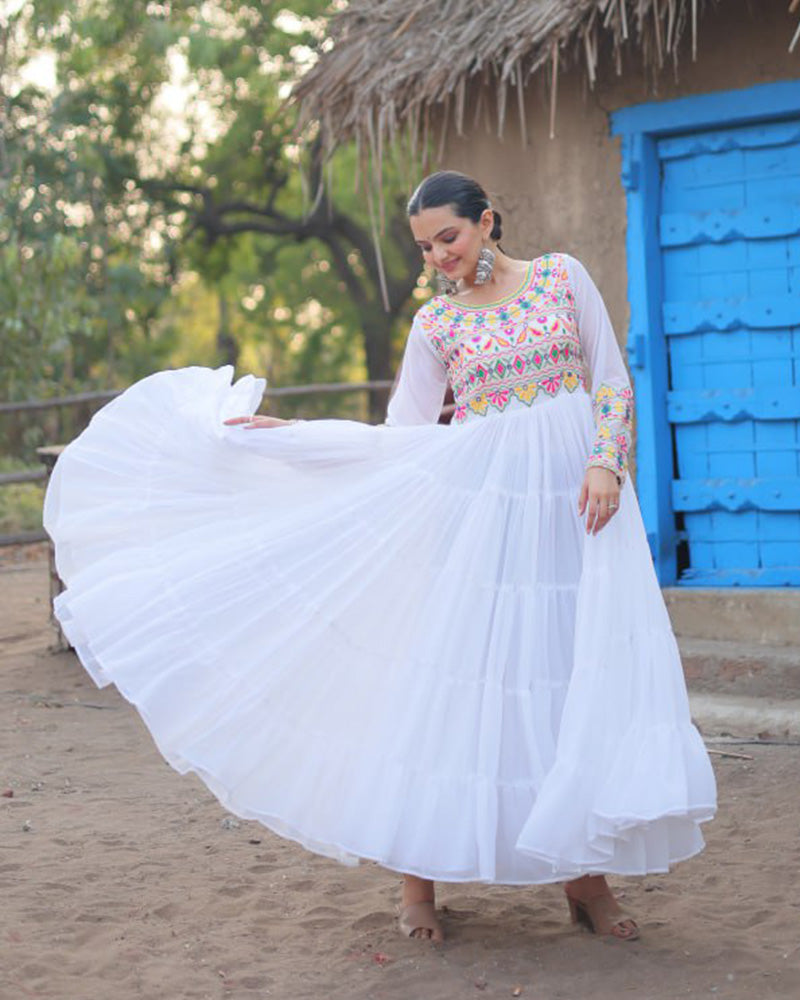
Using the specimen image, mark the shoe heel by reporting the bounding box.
[565,894,593,932]
[566,895,581,925]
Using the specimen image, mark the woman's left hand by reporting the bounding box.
[578,467,621,535]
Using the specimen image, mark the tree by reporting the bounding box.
[0,1,178,401]
[5,0,428,421]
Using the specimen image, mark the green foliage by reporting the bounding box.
[0,459,44,533]
[1,0,425,454]
[0,235,85,396]
[1,1,177,401]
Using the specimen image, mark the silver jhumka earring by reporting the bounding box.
[436,271,459,296]
[474,246,496,285]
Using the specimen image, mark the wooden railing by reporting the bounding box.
[1,378,397,547]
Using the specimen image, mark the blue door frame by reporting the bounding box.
[610,80,800,585]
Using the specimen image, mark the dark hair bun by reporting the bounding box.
[408,172,504,246]
[490,210,502,242]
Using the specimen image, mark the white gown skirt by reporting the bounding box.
[43,365,716,884]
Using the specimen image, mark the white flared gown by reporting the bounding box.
[43,252,717,884]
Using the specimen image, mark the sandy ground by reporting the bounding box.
[2,548,800,1000]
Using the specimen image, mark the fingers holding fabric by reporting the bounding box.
[223,414,298,429]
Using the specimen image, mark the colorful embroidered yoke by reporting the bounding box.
[387,252,634,484]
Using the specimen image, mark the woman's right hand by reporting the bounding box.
[223,415,297,430]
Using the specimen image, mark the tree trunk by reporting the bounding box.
[216,293,238,368]
[362,304,397,423]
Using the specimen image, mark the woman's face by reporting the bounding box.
[409,204,494,281]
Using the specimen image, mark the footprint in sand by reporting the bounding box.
[217,883,250,898]
[350,910,393,931]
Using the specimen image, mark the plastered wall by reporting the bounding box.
[445,0,799,346]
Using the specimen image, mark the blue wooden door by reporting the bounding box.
[659,117,800,585]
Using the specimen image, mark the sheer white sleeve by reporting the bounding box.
[385,313,448,426]
[564,254,634,486]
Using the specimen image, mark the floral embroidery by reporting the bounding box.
[485,388,510,410]
[418,254,589,415]
[540,373,562,395]
[586,382,633,484]
[514,382,539,404]
[465,394,490,417]
[415,252,633,483]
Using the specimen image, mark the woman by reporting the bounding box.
[43,170,717,948]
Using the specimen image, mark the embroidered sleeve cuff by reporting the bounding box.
[586,383,633,486]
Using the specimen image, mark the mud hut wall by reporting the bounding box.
[443,0,799,351]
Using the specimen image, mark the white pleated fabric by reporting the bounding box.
[43,363,716,884]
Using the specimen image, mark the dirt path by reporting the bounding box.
[2,551,799,1000]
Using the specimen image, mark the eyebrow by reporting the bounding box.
[414,226,455,245]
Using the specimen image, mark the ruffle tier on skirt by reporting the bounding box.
[43,365,716,884]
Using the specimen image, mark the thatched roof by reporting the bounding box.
[295,0,800,152]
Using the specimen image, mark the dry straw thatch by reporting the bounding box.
[295,0,800,159]
[293,0,799,310]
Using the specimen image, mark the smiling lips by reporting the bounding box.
[440,259,459,272]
